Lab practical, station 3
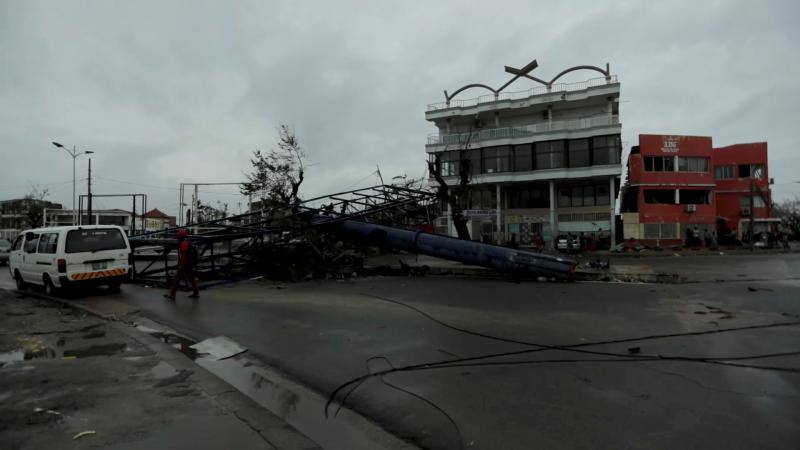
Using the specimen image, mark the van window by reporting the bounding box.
[66,228,127,253]
[24,234,40,253]
[38,233,59,254]
[12,236,23,251]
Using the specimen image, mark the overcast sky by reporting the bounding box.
[1,0,798,215]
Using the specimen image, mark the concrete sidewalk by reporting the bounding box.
[0,288,319,450]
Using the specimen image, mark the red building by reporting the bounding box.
[621,134,773,245]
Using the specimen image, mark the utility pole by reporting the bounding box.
[749,180,755,252]
[87,157,93,225]
[193,184,199,234]
[51,142,93,225]
[131,196,136,235]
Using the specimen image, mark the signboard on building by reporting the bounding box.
[463,209,497,219]
[661,136,679,153]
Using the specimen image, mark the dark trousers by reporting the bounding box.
[169,265,199,297]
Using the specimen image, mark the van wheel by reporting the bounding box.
[14,270,27,291]
[108,281,122,293]
[43,274,57,296]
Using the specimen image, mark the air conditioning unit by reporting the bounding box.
[684,204,696,213]
[741,208,751,217]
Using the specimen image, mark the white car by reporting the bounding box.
[8,225,132,295]
[0,238,10,265]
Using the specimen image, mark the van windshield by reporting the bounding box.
[66,228,127,253]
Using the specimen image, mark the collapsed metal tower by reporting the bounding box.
[128,184,575,287]
[128,184,439,285]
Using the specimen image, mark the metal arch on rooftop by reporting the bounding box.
[433,60,615,112]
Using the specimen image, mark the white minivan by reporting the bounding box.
[8,225,132,295]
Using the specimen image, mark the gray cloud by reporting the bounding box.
[1,0,799,215]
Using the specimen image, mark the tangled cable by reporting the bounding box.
[324,293,800,419]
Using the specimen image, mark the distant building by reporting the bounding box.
[0,198,63,240]
[143,208,176,232]
[425,61,622,248]
[43,208,135,234]
[620,134,775,245]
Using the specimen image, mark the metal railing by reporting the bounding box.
[427,115,619,146]
[426,75,618,111]
[558,212,612,223]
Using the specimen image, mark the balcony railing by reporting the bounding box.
[427,115,619,146]
[426,75,618,112]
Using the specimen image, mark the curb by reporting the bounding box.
[110,321,321,450]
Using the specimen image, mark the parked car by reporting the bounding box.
[0,238,11,265]
[8,225,132,295]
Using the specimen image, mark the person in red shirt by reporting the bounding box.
[164,229,199,301]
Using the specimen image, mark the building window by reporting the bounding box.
[715,165,734,180]
[644,223,677,239]
[535,141,565,170]
[644,156,675,172]
[558,188,571,207]
[508,186,548,208]
[678,190,711,205]
[437,151,460,177]
[469,189,496,209]
[468,149,481,176]
[583,185,596,206]
[497,146,511,173]
[643,189,674,204]
[740,196,766,208]
[481,146,511,174]
[592,135,621,165]
[678,156,709,172]
[513,144,532,172]
[568,139,590,167]
[558,184,610,207]
[739,164,765,179]
[596,185,610,206]
[483,147,498,174]
[571,186,584,206]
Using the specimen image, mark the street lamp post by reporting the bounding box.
[51,142,93,225]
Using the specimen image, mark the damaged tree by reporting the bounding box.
[427,118,478,240]
[241,124,305,211]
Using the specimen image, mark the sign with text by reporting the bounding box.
[661,136,678,153]
[661,136,679,153]
[463,209,497,219]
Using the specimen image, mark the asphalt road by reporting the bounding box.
[3,255,799,449]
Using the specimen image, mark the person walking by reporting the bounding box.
[164,229,199,301]
[533,232,543,253]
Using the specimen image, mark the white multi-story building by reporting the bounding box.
[425,60,622,248]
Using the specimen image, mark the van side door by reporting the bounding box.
[21,232,40,283]
[35,232,59,282]
[9,235,24,274]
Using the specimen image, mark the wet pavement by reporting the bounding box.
[3,253,800,449]
[0,288,319,450]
